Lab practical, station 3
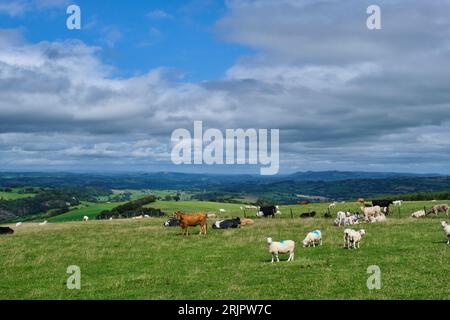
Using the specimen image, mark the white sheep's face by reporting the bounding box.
[441,221,448,228]
[360,229,366,236]
[302,239,308,247]
[267,237,273,244]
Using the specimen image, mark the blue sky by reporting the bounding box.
[1,0,450,175]
[0,0,251,81]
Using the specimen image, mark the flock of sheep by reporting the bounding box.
[266,202,450,263]
[267,227,366,263]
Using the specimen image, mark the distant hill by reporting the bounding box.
[0,171,450,204]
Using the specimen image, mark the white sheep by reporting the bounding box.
[343,228,353,248]
[267,237,295,263]
[219,209,226,213]
[441,221,450,245]
[144,215,150,218]
[302,230,322,247]
[39,220,48,226]
[329,202,337,208]
[361,206,381,221]
[411,210,426,219]
[335,211,347,226]
[15,222,22,227]
[83,216,89,222]
[347,229,366,249]
[393,200,403,206]
[368,213,386,223]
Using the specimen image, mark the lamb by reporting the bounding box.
[346,229,366,249]
[441,221,450,244]
[393,200,403,206]
[302,230,322,247]
[15,222,22,227]
[329,202,337,208]
[207,213,217,218]
[83,216,89,222]
[343,229,353,248]
[334,211,347,226]
[411,210,426,219]
[267,237,295,263]
[39,220,48,226]
[219,209,226,213]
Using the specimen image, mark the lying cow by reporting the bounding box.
[212,217,241,229]
[163,217,180,227]
[300,211,316,218]
[0,227,14,235]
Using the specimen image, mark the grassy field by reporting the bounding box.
[0,200,449,300]
[0,188,36,200]
[48,202,125,223]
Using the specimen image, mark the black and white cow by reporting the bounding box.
[0,227,14,235]
[163,217,181,227]
[212,217,241,229]
[257,206,276,218]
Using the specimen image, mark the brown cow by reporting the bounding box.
[175,211,207,236]
[240,218,255,226]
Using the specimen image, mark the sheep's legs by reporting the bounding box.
[288,252,294,262]
[276,254,280,262]
[271,255,275,263]
[320,239,323,246]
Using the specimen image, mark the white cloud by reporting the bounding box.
[147,9,172,19]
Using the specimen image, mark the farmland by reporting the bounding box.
[1,200,449,300]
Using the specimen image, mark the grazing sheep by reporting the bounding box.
[361,206,381,221]
[428,204,449,217]
[144,215,150,218]
[441,221,450,244]
[39,220,48,226]
[207,213,217,218]
[393,200,403,206]
[343,229,353,248]
[329,202,337,208]
[267,237,295,263]
[302,230,322,247]
[133,215,144,220]
[334,211,347,226]
[347,229,366,249]
[411,210,426,219]
[15,222,22,227]
[219,209,226,213]
[83,216,89,222]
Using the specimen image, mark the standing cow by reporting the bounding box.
[174,211,207,236]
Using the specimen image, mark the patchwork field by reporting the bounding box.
[0,188,36,200]
[0,200,449,300]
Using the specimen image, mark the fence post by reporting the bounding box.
[398,206,401,219]
[290,208,294,219]
[244,209,247,218]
